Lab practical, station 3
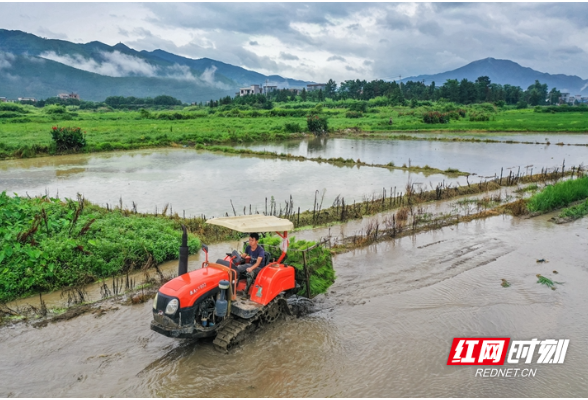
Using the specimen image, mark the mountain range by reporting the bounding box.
[403,57,588,95]
[1,29,587,102]
[0,29,310,102]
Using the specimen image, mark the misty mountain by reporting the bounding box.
[403,57,588,95]
[143,49,310,88]
[0,53,234,103]
[0,29,310,102]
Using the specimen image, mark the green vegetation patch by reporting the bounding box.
[527,176,588,212]
[558,199,588,220]
[259,235,335,298]
[0,192,200,302]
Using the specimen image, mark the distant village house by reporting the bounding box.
[18,97,36,102]
[236,83,279,97]
[306,83,326,91]
[0,97,6,102]
[58,92,80,100]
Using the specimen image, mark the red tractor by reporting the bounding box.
[150,215,301,351]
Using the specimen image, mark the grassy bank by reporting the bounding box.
[0,192,202,302]
[1,103,587,159]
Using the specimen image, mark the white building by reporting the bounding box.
[58,92,80,100]
[307,83,326,91]
[238,85,263,96]
[18,97,36,102]
[263,84,277,94]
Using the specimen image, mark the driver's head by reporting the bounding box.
[248,232,259,246]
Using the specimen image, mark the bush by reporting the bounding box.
[45,105,67,114]
[0,103,27,113]
[422,111,450,124]
[307,115,328,134]
[516,100,528,109]
[348,101,367,113]
[345,111,363,118]
[0,111,21,119]
[50,126,87,151]
[469,112,490,122]
[284,122,302,133]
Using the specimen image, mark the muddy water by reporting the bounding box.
[237,136,588,177]
[0,148,467,217]
[2,214,587,397]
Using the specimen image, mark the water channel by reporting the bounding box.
[1,212,587,397]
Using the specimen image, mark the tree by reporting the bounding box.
[324,79,337,98]
[525,80,548,106]
[475,76,491,102]
[548,87,561,105]
[439,79,460,103]
[459,79,477,104]
[317,89,324,101]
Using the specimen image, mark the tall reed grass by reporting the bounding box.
[527,176,588,212]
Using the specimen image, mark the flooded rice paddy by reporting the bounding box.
[1,212,587,397]
[237,136,587,177]
[0,148,466,217]
[2,135,587,217]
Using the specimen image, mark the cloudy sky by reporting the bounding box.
[1,2,587,82]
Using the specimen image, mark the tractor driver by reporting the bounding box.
[237,232,265,297]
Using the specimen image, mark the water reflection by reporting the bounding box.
[238,137,588,177]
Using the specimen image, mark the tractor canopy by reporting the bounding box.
[206,215,293,233]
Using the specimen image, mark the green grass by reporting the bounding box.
[0,103,587,159]
[558,199,588,220]
[527,176,588,212]
[0,192,200,302]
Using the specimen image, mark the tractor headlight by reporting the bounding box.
[165,298,179,315]
[153,292,158,309]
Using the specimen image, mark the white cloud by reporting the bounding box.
[0,52,15,70]
[39,50,159,77]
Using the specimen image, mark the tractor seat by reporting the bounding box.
[215,259,230,267]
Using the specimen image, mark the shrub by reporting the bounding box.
[284,122,302,133]
[306,115,328,134]
[345,111,363,118]
[0,111,21,119]
[50,126,87,151]
[422,111,450,124]
[348,101,367,113]
[0,103,27,113]
[516,100,528,109]
[469,112,490,122]
[45,105,67,114]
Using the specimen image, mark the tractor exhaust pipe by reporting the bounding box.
[178,225,189,276]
